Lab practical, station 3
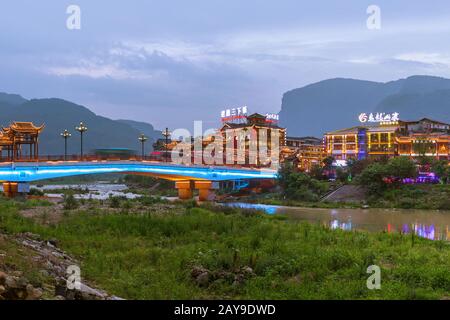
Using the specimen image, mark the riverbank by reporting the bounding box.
[0,196,448,299]
[233,184,450,211]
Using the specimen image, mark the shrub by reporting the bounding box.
[63,193,78,210]
[29,188,44,196]
[109,196,122,208]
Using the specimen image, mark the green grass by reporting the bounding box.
[368,184,450,210]
[0,199,448,300]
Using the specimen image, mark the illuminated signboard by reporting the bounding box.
[265,113,279,123]
[358,112,400,123]
[221,106,248,122]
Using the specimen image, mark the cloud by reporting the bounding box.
[394,53,450,68]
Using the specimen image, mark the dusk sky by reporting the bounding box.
[1,0,450,130]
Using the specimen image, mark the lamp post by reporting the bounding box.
[162,127,171,162]
[60,129,71,161]
[138,133,148,160]
[75,122,88,160]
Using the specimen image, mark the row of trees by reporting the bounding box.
[279,155,449,201]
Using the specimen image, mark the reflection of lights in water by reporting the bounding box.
[222,202,278,215]
[330,219,352,231]
[397,223,447,241]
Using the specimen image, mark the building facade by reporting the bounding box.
[218,113,287,167]
[324,118,450,161]
[285,136,327,171]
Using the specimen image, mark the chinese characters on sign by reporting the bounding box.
[265,113,279,124]
[358,112,400,123]
[221,106,248,122]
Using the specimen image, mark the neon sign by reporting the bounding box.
[359,112,400,123]
[221,106,248,122]
[265,113,279,123]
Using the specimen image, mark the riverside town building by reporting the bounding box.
[324,118,450,161]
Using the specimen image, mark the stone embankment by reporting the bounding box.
[0,232,123,300]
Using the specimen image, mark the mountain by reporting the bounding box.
[0,94,160,156]
[279,75,450,137]
[0,92,28,106]
[116,119,161,143]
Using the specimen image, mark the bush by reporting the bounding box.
[278,164,329,201]
[63,193,79,210]
[28,188,44,196]
[109,196,122,208]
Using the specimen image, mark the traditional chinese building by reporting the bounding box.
[285,136,327,171]
[324,118,450,161]
[217,113,287,167]
[0,122,44,161]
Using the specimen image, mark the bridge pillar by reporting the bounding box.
[195,181,218,201]
[2,182,30,198]
[3,182,18,197]
[175,181,193,200]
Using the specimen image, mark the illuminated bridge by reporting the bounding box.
[0,161,278,200]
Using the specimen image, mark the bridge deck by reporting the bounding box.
[0,161,278,182]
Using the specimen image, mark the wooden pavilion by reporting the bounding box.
[0,122,44,161]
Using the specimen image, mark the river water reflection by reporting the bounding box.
[224,202,450,241]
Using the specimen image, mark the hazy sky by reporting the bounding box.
[1,0,450,130]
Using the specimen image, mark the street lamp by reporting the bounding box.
[60,129,71,161]
[75,122,88,160]
[138,133,148,160]
[162,127,171,162]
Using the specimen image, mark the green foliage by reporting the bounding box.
[63,193,78,210]
[0,199,448,300]
[109,196,122,208]
[431,160,450,184]
[386,157,418,181]
[28,188,44,196]
[357,157,418,195]
[278,163,329,201]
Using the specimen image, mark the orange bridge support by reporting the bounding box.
[3,182,18,198]
[175,180,219,201]
[175,181,194,200]
[194,181,218,202]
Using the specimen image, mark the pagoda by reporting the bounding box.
[1,122,45,160]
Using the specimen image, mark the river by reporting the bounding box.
[224,202,450,241]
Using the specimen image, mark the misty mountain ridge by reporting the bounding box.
[279,75,450,137]
[0,94,161,155]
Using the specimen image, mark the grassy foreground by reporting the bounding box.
[0,198,449,300]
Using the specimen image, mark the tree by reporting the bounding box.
[431,160,449,184]
[357,157,418,195]
[278,163,328,201]
[347,158,373,177]
[385,157,418,183]
[357,163,389,195]
[322,156,335,170]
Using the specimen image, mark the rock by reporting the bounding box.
[47,239,58,247]
[242,266,254,276]
[0,285,5,295]
[5,276,18,289]
[191,266,208,279]
[25,284,42,300]
[0,271,6,285]
[22,232,41,241]
[196,272,210,287]
[233,273,245,286]
[16,277,29,288]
